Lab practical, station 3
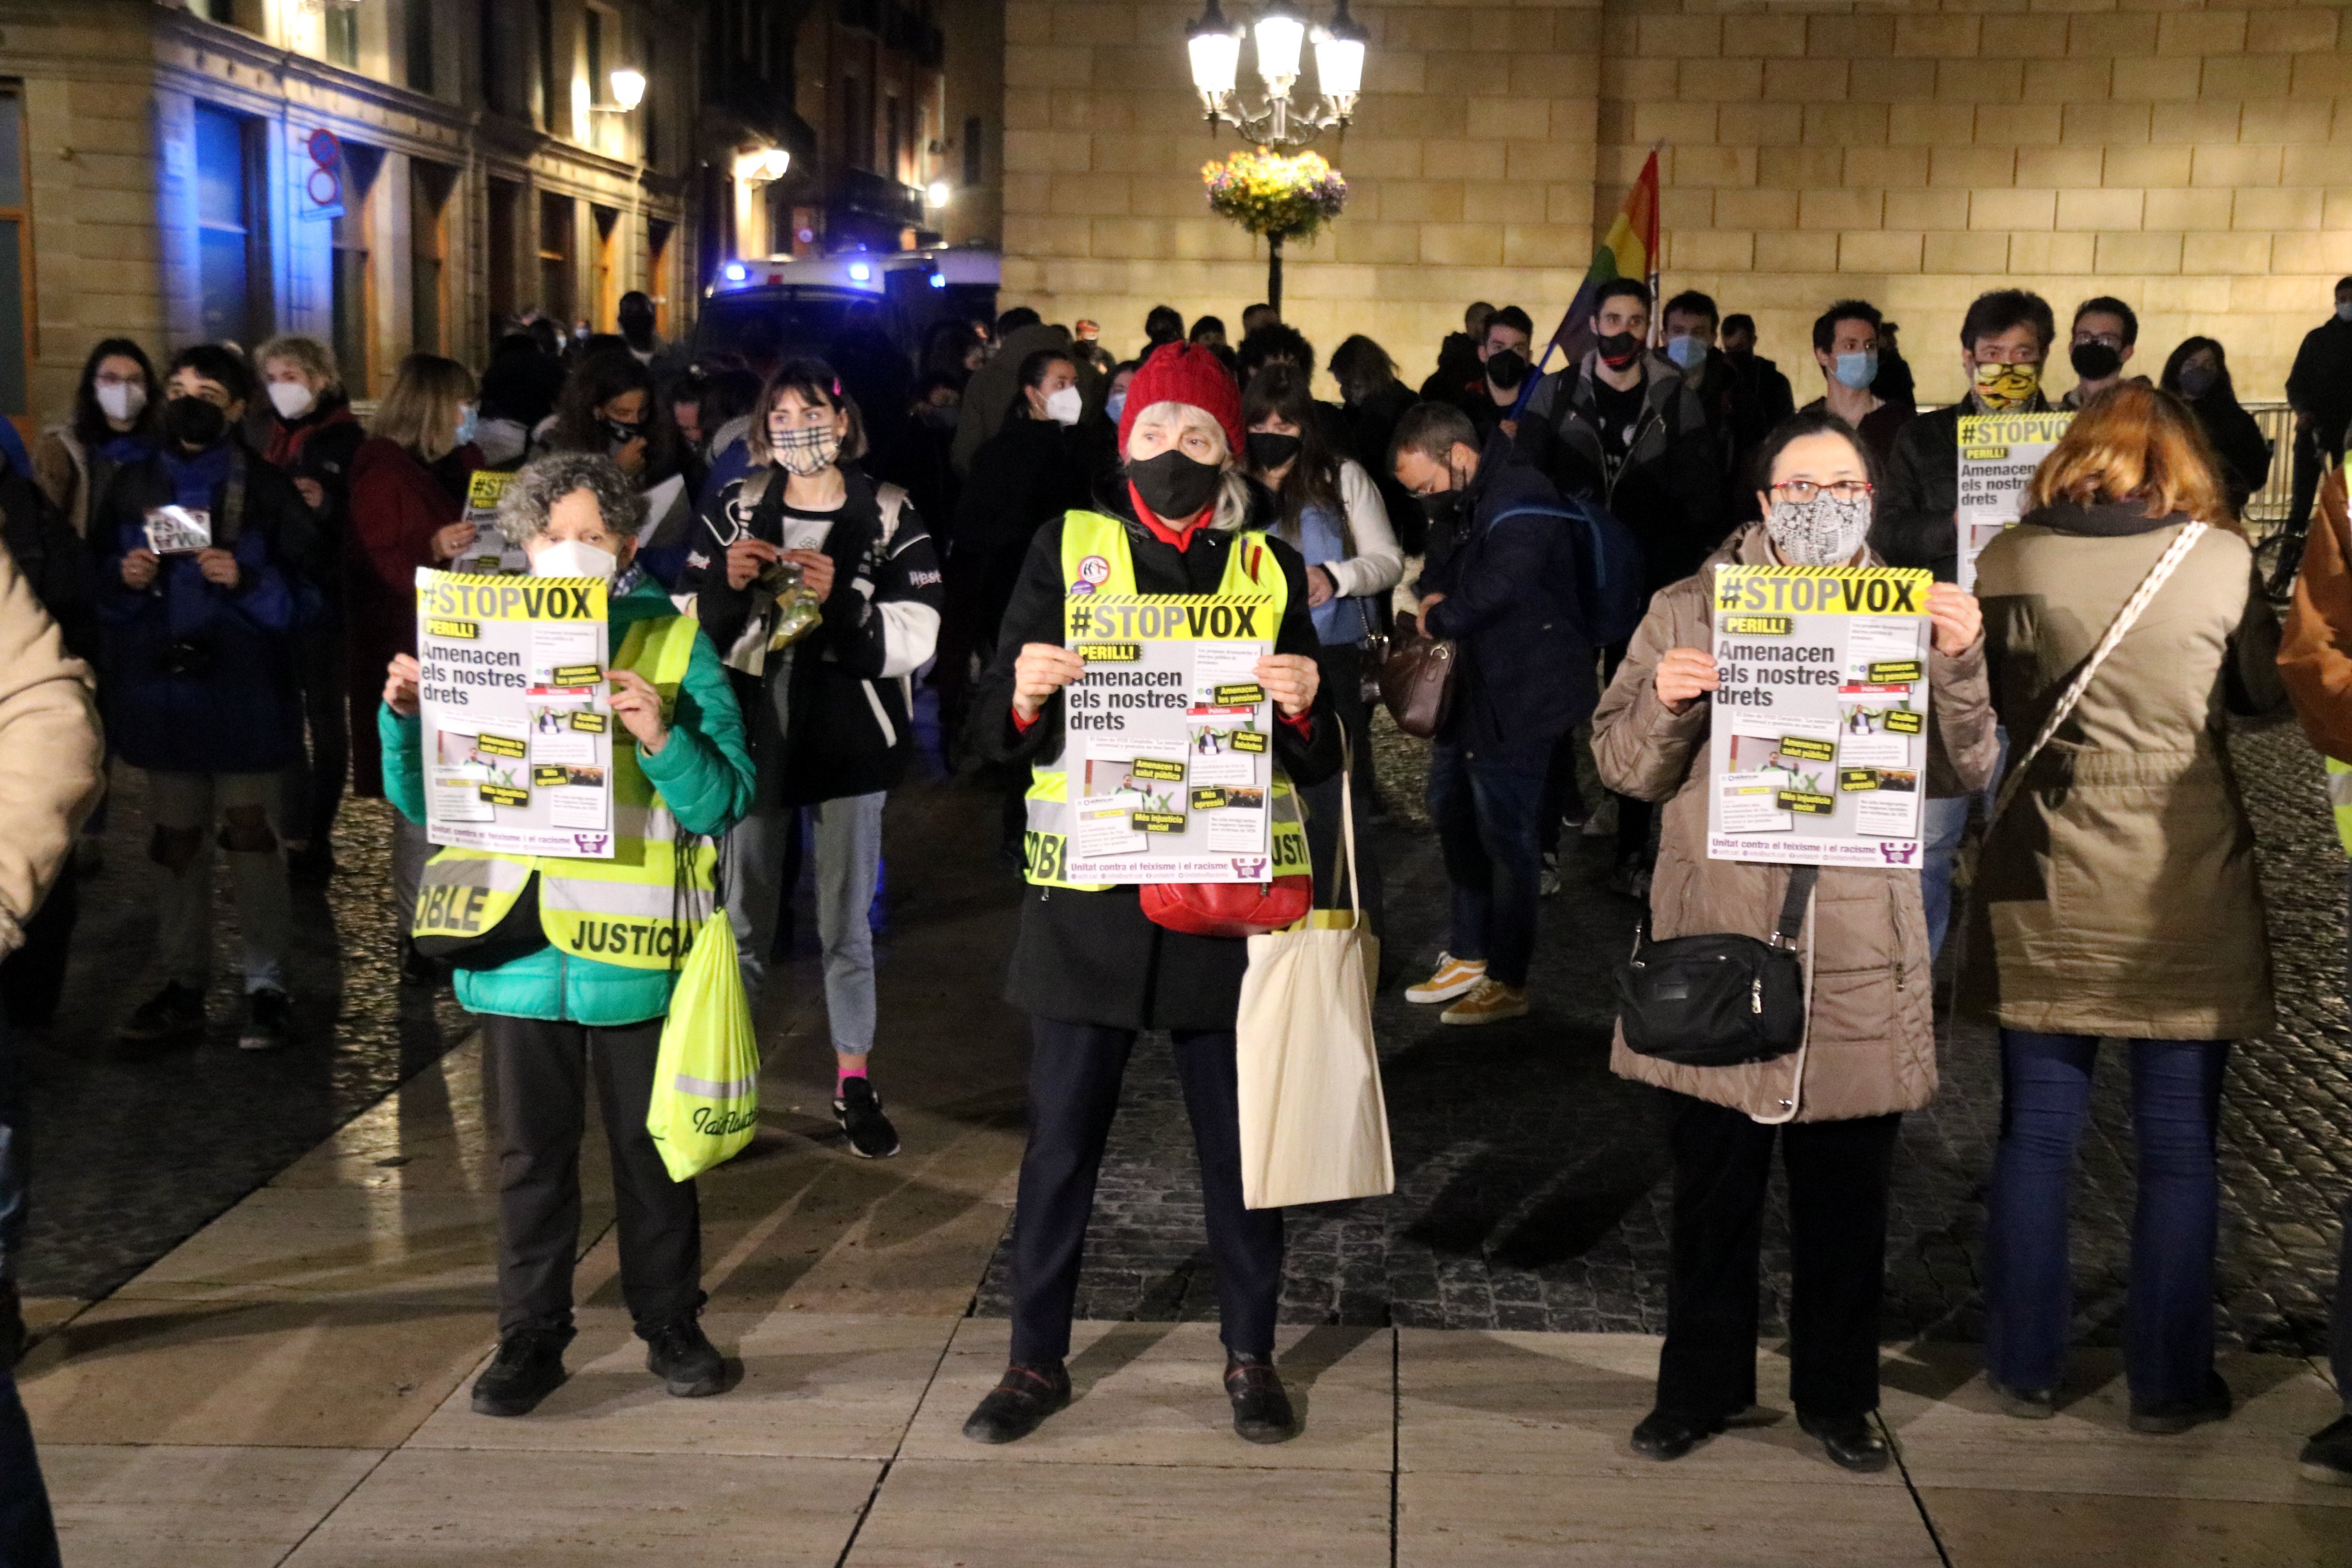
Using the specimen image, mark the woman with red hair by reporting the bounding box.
[1964,382,2285,1435]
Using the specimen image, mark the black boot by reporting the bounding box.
[470,1326,573,1417]
[1798,1411,1891,1473]
[1630,1407,1724,1461]
[642,1315,726,1397]
[1224,1351,1297,1444]
[961,1360,1071,1444]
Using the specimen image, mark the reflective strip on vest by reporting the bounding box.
[1022,512,1297,890]
[2327,758,2352,858]
[412,612,718,970]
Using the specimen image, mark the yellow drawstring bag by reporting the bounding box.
[646,912,761,1182]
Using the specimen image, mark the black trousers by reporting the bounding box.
[1010,1017,1284,1364]
[287,622,350,847]
[481,1014,701,1336]
[1657,1092,1901,1422]
[0,875,76,1029]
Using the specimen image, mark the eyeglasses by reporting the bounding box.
[1770,480,1874,503]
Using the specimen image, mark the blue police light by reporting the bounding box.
[723,263,747,283]
[848,262,872,282]
[929,273,946,289]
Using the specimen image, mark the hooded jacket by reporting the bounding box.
[1592,523,1996,1122]
[1960,501,2284,1040]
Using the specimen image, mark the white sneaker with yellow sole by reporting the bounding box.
[1405,952,1487,1004]
[1441,978,1529,1026]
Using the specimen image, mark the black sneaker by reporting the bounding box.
[642,1315,726,1397]
[2301,1413,2352,1486]
[239,988,295,1052]
[471,1326,572,1417]
[119,982,205,1044]
[834,1077,901,1158]
[1224,1351,1298,1444]
[961,1360,1071,1444]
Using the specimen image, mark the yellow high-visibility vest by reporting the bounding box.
[1021,510,1308,890]
[411,613,718,968]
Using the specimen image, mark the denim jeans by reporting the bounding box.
[1425,739,1549,988]
[1984,1029,2229,1405]
[727,791,885,1055]
[1919,794,1969,960]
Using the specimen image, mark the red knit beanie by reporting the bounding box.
[1117,341,1245,461]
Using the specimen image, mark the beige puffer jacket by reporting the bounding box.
[1959,503,2282,1041]
[0,532,103,957]
[1592,524,1999,1123]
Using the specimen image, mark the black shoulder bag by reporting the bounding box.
[1614,864,1817,1068]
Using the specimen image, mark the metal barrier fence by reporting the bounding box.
[2244,400,2296,529]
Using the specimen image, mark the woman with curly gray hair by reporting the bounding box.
[378,450,755,1419]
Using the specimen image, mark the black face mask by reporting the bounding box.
[164,395,228,449]
[1484,349,1528,391]
[2070,341,2123,382]
[1245,431,1303,473]
[1417,488,1465,529]
[2176,366,2218,401]
[605,418,645,448]
[1596,332,1643,371]
[1128,448,1225,521]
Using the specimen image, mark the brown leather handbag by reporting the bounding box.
[1378,623,1458,739]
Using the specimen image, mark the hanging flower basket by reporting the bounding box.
[1201,149,1349,244]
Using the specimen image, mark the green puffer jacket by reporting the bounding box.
[379,574,755,1025]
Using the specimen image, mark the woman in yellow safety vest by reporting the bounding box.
[959,342,1340,1447]
[380,451,754,1419]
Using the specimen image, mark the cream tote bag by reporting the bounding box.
[1235,723,1395,1210]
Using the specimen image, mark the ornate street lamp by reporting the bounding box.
[1186,0,1366,152]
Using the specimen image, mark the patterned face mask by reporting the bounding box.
[1765,493,1874,567]
[1972,360,2041,412]
[770,422,841,477]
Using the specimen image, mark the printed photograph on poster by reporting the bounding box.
[456,471,529,574]
[1057,591,1280,883]
[1707,564,1934,867]
[413,568,617,858]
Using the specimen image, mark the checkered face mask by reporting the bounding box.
[770,422,841,477]
[1765,494,1874,566]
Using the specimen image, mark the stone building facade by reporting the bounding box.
[1001,0,2351,404]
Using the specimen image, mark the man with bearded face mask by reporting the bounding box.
[92,344,323,1053]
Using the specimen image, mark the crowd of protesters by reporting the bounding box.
[0,265,2348,1548]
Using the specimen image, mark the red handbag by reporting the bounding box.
[1139,873,1312,939]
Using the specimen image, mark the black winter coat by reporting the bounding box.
[2188,393,2272,518]
[680,466,945,805]
[1413,434,1594,755]
[1521,356,1729,594]
[974,476,1343,1032]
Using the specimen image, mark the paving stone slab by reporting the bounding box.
[42,1444,385,1568]
[1920,1487,2352,1568]
[1395,1466,1943,1567]
[899,1317,1394,1471]
[281,1449,876,1566]
[16,1298,492,1448]
[846,1457,1392,1567]
[1881,1346,2352,1507]
[405,1308,956,1459]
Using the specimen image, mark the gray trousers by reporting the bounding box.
[725,791,884,1057]
[148,771,291,993]
[392,812,432,936]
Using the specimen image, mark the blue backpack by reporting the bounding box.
[1489,497,1648,650]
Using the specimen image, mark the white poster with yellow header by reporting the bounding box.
[413,568,616,859]
[1956,410,2072,590]
[1060,591,1285,884]
[451,470,530,575]
[1707,563,1935,869]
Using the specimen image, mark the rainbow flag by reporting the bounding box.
[1518,149,1662,409]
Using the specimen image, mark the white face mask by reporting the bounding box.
[268,380,317,421]
[96,382,146,424]
[530,538,619,582]
[1043,385,1084,427]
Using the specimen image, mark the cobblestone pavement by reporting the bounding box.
[17,771,471,1299]
[978,713,2352,1354]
